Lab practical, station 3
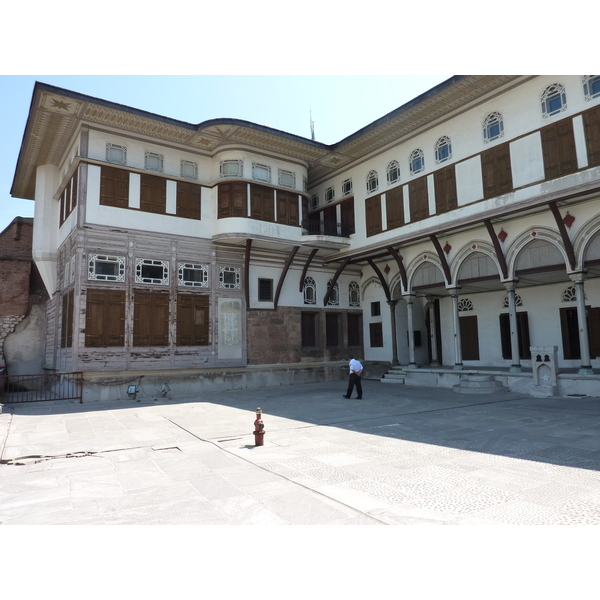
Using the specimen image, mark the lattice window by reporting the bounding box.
[325,187,335,204]
[502,294,523,308]
[278,169,296,189]
[303,176,308,192]
[342,178,353,196]
[252,163,271,183]
[435,136,452,164]
[349,281,360,307]
[304,276,316,305]
[89,254,125,282]
[178,263,208,288]
[366,170,378,194]
[387,160,400,185]
[106,143,127,165]
[180,160,198,180]
[541,83,567,118]
[220,159,243,178]
[409,149,424,175]
[483,112,504,143]
[327,280,339,306]
[457,298,474,312]
[135,258,169,285]
[219,266,240,289]
[310,194,318,210]
[145,151,164,172]
[583,76,600,101]
[562,285,578,302]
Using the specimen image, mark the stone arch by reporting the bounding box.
[451,241,504,285]
[405,253,447,294]
[573,213,600,270]
[361,276,382,301]
[506,228,570,279]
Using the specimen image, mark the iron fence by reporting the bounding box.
[301,220,351,238]
[0,372,83,404]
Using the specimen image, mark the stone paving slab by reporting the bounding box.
[2,381,600,525]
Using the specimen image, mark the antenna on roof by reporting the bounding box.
[310,109,315,141]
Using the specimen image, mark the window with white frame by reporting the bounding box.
[325,187,334,204]
[278,169,296,189]
[349,281,360,307]
[583,76,600,101]
[303,176,308,192]
[252,163,271,183]
[178,263,208,287]
[409,149,425,175]
[387,160,400,185]
[310,194,319,210]
[220,159,243,178]
[366,170,378,194]
[435,136,452,164]
[106,143,127,165]
[219,266,240,289]
[135,258,169,285]
[327,280,339,306]
[483,112,504,143]
[89,254,125,282]
[541,83,567,118]
[180,160,198,180]
[145,151,164,172]
[304,276,316,305]
[342,178,353,196]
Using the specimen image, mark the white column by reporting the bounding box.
[505,281,522,372]
[571,273,593,374]
[450,288,463,370]
[405,294,417,368]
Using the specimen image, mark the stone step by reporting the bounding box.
[452,374,507,394]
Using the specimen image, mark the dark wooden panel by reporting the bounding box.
[140,173,166,214]
[100,166,129,208]
[541,118,578,179]
[434,164,458,214]
[583,105,600,168]
[408,177,428,221]
[177,181,201,220]
[481,142,512,199]
[365,195,382,237]
[459,315,479,360]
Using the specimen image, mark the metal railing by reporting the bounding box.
[0,372,83,404]
[301,220,351,238]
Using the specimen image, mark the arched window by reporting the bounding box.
[541,83,567,118]
[434,136,452,164]
[583,75,600,101]
[483,112,504,143]
[366,170,378,194]
[409,149,424,175]
[327,280,339,306]
[304,276,316,305]
[387,160,400,185]
[349,281,360,307]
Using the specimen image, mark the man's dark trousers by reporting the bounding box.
[346,373,362,399]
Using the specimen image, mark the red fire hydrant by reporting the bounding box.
[253,407,265,446]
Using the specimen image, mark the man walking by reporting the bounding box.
[343,355,363,399]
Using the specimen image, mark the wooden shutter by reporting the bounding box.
[560,307,580,359]
[499,312,530,360]
[541,119,578,180]
[276,191,299,226]
[583,105,600,168]
[72,169,78,209]
[301,312,317,347]
[251,184,274,222]
[459,315,480,360]
[85,289,125,347]
[323,205,337,235]
[340,197,355,235]
[434,165,458,214]
[369,322,383,347]
[177,294,209,346]
[326,313,339,347]
[177,181,201,220]
[482,142,512,199]
[100,166,129,208]
[588,307,600,358]
[408,177,428,221]
[140,174,166,214]
[61,290,74,348]
[348,313,362,347]
[365,195,382,237]
[134,292,169,346]
[386,185,404,230]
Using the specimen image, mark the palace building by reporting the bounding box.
[10,76,600,400]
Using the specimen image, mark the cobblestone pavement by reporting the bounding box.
[2,381,600,525]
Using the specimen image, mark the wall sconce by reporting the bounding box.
[161,383,170,397]
[127,385,138,399]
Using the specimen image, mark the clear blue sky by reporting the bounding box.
[0,75,452,232]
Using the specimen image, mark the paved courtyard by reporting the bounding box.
[2,380,600,525]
